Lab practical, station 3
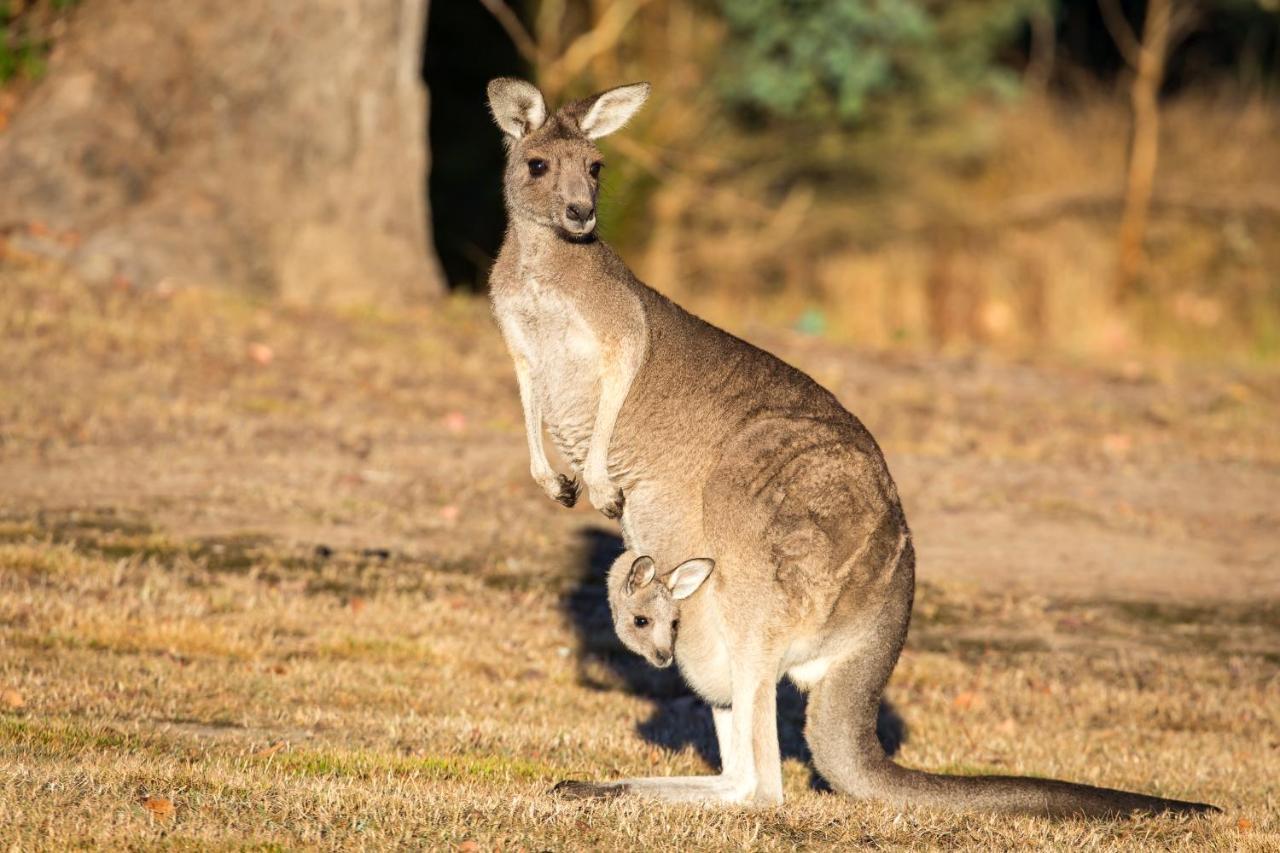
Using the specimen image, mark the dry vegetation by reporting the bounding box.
[1,258,1278,849]
[626,93,1280,363]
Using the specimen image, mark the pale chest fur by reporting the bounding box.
[492,267,603,470]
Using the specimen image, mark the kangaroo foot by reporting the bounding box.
[550,780,627,800]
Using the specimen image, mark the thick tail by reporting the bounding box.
[840,756,1218,818]
[806,537,1219,818]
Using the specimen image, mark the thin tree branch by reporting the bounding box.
[1169,2,1201,43]
[1098,0,1142,70]
[542,0,656,93]
[1024,5,1057,91]
[536,0,567,62]
[476,0,542,66]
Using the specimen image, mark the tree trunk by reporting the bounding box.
[1115,0,1173,301]
[0,0,445,304]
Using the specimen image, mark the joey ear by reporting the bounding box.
[666,558,714,600]
[578,82,650,139]
[627,556,657,594]
[486,77,547,140]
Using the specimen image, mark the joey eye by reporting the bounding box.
[633,616,650,628]
[589,161,603,179]
[528,158,548,177]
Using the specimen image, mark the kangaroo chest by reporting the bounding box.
[494,273,602,469]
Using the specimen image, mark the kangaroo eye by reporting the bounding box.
[528,159,548,177]
[633,616,650,628]
[589,161,603,179]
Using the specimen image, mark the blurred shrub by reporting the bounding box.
[0,0,79,85]
[716,0,1046,124]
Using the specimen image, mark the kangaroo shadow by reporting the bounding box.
[563,527,906,786]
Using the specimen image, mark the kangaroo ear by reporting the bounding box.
[667,558,714,600]
[487,77,547,140]
[578,82,650,139]
[627,556,657,594]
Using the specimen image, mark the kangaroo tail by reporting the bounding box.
[806,534,1219,818]
[841,758,1218,818]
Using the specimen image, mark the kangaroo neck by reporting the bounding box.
[508,215,601,281]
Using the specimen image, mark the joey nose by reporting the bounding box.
[566,203,594,223]
[654,651,671,666]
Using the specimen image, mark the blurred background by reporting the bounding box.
[2,0,1278,362]
[3,5,1279,845]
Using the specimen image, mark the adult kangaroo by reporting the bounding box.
[485,77,1217,817]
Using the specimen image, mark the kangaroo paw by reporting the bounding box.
[553,475,580,508]
[599,489,624,519]
[551,780,628,800]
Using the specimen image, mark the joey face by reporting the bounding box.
[607,555,714,669]
[487,78,650,243]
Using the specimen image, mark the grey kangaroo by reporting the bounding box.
[485,76,1217,817]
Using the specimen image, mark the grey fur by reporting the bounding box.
[486,78,1218,818]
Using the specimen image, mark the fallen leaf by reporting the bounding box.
[252,740,287,758]
[349,597,366,614]
[1101,433,1133,456]
[952,691,985,710]
[443,411,467,433]
[1,689,24,710]
[438,504,460,523]
[1238,817,1253,831]
[247,342,274,366]
[140,796,175,821]
[458,842,480,853]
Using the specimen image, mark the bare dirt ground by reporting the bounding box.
[1,262,1277,849]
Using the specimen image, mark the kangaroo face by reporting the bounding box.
[504,132,603,241]
[608,555,714,669]
[487,78,650,242]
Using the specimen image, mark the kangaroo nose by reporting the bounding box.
[655,651,671,665]
[566,203,594,223]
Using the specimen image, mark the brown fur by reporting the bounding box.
[487,77,1217,817]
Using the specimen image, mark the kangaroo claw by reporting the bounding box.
[599,490,625,519]
[554,475,580,508]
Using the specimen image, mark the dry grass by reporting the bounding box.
[1,260,1278,849]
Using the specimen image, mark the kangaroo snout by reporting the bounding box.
[565,202,594,223]
[561,200,596,237]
